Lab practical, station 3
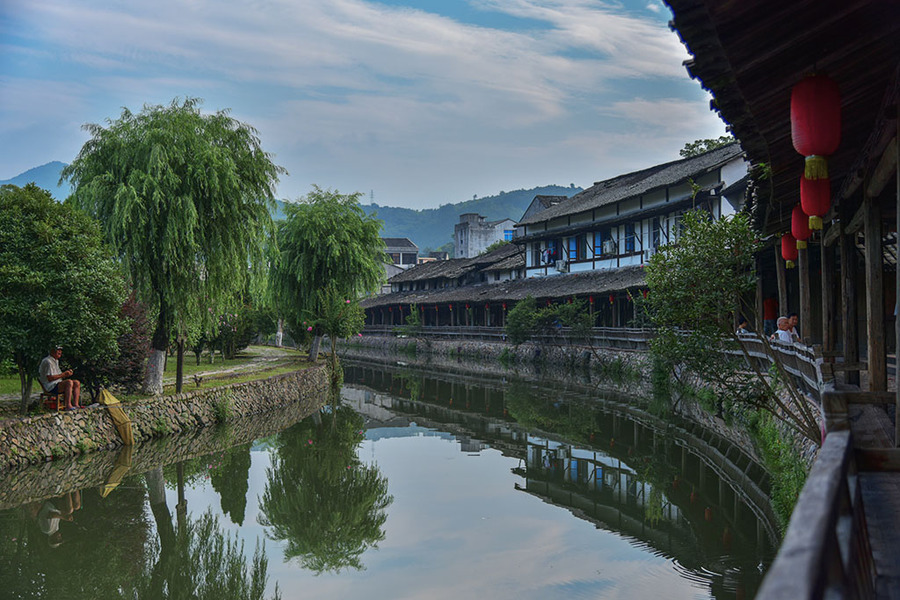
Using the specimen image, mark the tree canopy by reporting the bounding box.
[0,183,128,412]
[644,209,819,443]
[270,187,387,358]
[679,136,735,157]
[62,98,283,394]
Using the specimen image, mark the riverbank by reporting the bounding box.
[0,362,329,471]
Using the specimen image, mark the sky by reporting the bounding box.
[0,0,728,210]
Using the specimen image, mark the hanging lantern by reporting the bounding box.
[782,233,799,269]
[502,303,507,310]
[791,205,811,249]
[608,294,615,305]
[800,174,831,230]
[791,74,841,179]
[642,289,649,299]
[589,296,594,305]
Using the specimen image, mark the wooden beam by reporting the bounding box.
[830,362,869,372]
[864,195,886,391]
[776,243,789,317]
[823,222,840,247]
[840,213,860,386]
[845,202,866,235]
[821,239,836,354]
[856,448,900,472]
[755,255,765,333]
[827,391,894,404]
[866,136,898,199]
[799,246,811,343]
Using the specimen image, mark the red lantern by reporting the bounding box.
[608,294,614,305]
[791,205,811,249]
[782,233,798,269]
[800,174,831,230]
[589,296,594,305]
[791,74,841,179]
[502,303,507,310]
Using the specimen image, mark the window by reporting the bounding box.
[503,229,514,241]
[568,237,577,261]
[625,223,635,253]
[601,228,616,256]
[594,231,603,256]
[576,234,588,260]
[652,217,661,249]
[531,244,542,267]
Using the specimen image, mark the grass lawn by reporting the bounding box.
[0,345,312,400]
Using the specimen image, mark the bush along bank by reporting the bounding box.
[0,363,328,471]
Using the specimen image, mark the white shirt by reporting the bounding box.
[775,329,793,344]
[39,355,61,391]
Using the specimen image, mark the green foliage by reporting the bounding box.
[209,443,253,526]
[212,396,233,422]
[505,296,592,346]
[271,187,387,356]
[0,183,129,412]
[151,417,170,436]
[259,406,393,574]
[646,209,820,443]
[480,239,511,255]
[679,136,735,158]
[748,411,808,530]
[129,510,279,600]
[62,97,282,392]
[395,303,423,339]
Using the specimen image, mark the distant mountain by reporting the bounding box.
[362,185,582,252]
[6,161,580,254]
[0,161,71,200]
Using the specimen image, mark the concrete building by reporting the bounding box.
[454,214,517,259]
[382,238,419,269]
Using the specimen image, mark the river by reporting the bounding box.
[0,358,778,599]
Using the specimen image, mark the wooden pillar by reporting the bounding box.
[895,123,900,447]
[840,223,860,386]
[775,247,788,318]
[864,195,886,391]
[755,255,764,333]
[821,234,836,355]
[799,246,811,343]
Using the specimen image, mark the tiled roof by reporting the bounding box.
[362,265,645,309]
[388,242,521,283]
[518,143,743,226]
[382,237,418,249]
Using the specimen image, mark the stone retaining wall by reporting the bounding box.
[0,363,328,473]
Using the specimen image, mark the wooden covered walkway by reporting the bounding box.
[664,1,900,597]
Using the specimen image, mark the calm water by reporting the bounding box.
[0,359,778,599]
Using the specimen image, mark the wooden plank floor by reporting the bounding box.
[860,473,900,599]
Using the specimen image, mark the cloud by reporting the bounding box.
[0,0,725,207]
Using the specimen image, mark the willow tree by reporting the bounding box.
[62,98,283,394]
[270,187,387,360]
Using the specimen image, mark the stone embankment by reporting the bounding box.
[0,363,328,473]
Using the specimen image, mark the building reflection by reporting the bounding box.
[342,359,779,599]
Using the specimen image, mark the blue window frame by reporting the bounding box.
[503,229,514,241]
[625,223,635,253]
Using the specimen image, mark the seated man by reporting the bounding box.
[39,345,81,410]
[769,317,794,344]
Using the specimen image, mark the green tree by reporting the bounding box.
[270,187,387,361]
[645,209,819,443]
[505,296,592,346]
[0,184,128,413]
[62,98,283,395]
[679,136,735,157]
[306,285,365,391]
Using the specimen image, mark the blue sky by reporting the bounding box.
[0,0,727,209]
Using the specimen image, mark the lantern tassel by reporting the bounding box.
[809,215,823,230]
[796,240,807,250]
[805,155,829,179]
[786,260,796,269]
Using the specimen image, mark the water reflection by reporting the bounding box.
[342,359,779,599]
[0,357,780,599]
[258,404,393,573]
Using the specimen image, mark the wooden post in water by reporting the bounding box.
[821,233,836,356]
[840,221,860,386]
[799,246,811,343]
[776,246,788,318]
[864,195,886,391]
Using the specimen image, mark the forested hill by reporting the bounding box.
[278,185,582,253]
[0,161,72,200]
[3,161,579,254]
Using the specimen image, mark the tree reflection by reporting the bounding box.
[258,405,393,574]
[128,506,278,600]
[210,443,252,526]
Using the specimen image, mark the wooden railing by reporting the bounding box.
[757,425,876,598]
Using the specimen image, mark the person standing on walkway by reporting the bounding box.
[787,312,801,342]
[39,345,81,409]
